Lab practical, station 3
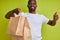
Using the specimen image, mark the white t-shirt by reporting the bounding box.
[14,12,49,40]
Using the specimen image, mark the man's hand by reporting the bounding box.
[53,12,59,21]
[13,8,21,14]
[47,12,59,26]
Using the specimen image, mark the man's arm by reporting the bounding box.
[47,12,58,26]
[5,8,20,19]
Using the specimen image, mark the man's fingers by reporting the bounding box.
[14,8,21,14]
[54,12,58,17]
[54,12,57,15]
[17,8,21,11]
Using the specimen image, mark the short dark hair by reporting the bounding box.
[28,0,36,4]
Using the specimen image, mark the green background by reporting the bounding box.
[0,0,60,40]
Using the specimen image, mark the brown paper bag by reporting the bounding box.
[7,16,32,40]
[24,17,32,40]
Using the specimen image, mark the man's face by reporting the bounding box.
[27,0,37,11]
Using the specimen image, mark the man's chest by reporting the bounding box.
[26,15,43,26]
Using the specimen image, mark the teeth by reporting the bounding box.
[31,7,34,9]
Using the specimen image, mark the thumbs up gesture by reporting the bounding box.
[53,12,59,21]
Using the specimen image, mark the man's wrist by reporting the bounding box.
[53,19,57,22]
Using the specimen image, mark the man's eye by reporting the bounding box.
[33,3,36,4]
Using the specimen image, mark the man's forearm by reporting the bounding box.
[47,20,56,26]
[5,10,15,19]
[5,8,20,19]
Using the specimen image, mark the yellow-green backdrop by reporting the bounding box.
[0,0,60,40]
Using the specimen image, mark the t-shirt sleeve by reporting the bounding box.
[41,15,49,23]
[18,12,25,16]
[14,12,25,17]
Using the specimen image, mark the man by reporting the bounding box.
[5,0,58,40]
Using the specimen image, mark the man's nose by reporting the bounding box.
[31,4,34,7]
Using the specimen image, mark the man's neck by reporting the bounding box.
[29,10,36,14]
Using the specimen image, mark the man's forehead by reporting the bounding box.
[29,0,36,1]
[28,0,36,3]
